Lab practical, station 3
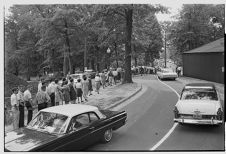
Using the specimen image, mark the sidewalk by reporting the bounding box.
[5,82,142,133]
[177,76,224,101]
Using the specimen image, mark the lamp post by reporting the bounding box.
[164,30,167,68]
[107,48,111,69]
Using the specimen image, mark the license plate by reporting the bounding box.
[193,114,202,119]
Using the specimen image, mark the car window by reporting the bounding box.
[27,112,68,134]
[89,112,100,123]
[68,113,89,132]
[181,89,218,100]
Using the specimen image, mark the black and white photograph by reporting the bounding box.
[2,0,225,152]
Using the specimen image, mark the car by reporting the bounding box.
[174,83,223,125]
[70,73,84,82]
[84,69,96,79]
[157,68,178,80]
[5,104,127,151]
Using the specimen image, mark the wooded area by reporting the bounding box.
[5,4,224,83]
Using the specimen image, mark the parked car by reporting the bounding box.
[157,68,178,80]
[5,104,127,151]
[174,83,223,125]
[70,73,84,82]
[84,69,96,79]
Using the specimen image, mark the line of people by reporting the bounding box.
[9,69,122,132]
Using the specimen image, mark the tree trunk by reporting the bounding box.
[123,7,133,84]
[63,19,72,76]
[114,42,119,68]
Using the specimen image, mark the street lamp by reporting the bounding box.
[107,48,111,69]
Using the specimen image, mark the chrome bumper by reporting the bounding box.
[174,118,223,125]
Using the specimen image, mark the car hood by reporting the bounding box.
[5,128,59,151]
[176,100,219,115]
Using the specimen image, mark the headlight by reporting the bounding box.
[217,108,223,120]
[174,107,179,118]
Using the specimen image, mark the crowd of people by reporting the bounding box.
[9,68,122,132]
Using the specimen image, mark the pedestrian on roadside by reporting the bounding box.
[82,76,89,102]
[55,79,63,106]
[88,75,93,96]
[10,87,20,130]
[108,70,114,86]
[76,79,83,103]
[95,73,101,94]
[17,85,25,128]
[23,85,33,125]
[38,78,44,92]
[100,71,106,89]
[112,69,118,84]
[47,79,57,107]
[69,78,77,104]
[35,85,50,111]
[62,80,70,104]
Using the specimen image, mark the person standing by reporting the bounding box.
[47,79,56,107]
[35,85,51,111]
[95,74,101,94]
[38,78,44,92]
[69,78,77,104]
[108,70,114,86]
[100,71,106,89]
[76,79,83,103]
[62,80,70,104]
[17,85,25,128]
[88,75,93,95]
[10,87,19,130]
[55,79,63,106]
[82,76,89,102]
[24,85,33,125]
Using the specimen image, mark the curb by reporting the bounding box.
[106,83,143,110]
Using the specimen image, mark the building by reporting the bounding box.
[183,38,224,84]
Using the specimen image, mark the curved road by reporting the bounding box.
[87,75,224,151]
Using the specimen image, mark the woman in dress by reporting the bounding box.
[82,76,89,102]
[95,73,101,94]
[62,80,70,104]
[55,79,63,105]
[88,75,93,96]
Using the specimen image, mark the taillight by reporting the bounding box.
[217,108,223,120]
[174,107,179,118]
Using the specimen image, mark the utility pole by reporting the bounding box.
[164,31,167,68]
[84,37,87,71]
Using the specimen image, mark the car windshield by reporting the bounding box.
[27,111,68,134]
[162,69,172,73]
[71,74,81,79]
[181,88,218,100]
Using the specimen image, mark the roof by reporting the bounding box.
[185,83,216,89]
[183,38,224,54]
[41,104,98,117]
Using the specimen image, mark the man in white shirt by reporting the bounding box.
[10,87,19,130]
[38,78,44,92]
[24,85,33,125]
[47,79,57,107]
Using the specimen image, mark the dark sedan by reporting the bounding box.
[5,104,127,151]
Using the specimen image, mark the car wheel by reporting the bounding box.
[101,129,113,143]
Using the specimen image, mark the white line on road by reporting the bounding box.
[150,76,180,151]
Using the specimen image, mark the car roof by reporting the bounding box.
[41,104,98,117]
[184,83,216,89]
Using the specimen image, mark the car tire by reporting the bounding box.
[101,129,113,143]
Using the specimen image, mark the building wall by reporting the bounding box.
[183,52,224,83]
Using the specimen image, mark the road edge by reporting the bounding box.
[106,84,143,110]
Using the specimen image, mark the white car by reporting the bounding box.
[70,73,84,82]
[157,68,178,80]
[174,83,223,125]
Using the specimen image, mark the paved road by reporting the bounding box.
[87,75,224,151]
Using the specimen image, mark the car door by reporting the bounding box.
[52,113,92,151]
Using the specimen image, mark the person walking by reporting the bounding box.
[10,87,20,130]
[108,70,114,86]
[112,69,118,84]
[17,85,25,128]
[88,75,93,96]
[82,76,89,102]
[62,80,70,105]
[23,85,33,125]
[76,79,83,103]
[95,73,101,94]
[69,78,77,104]
[100,71,106,89]
[55,79,63,106]
[35,85,51,111]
